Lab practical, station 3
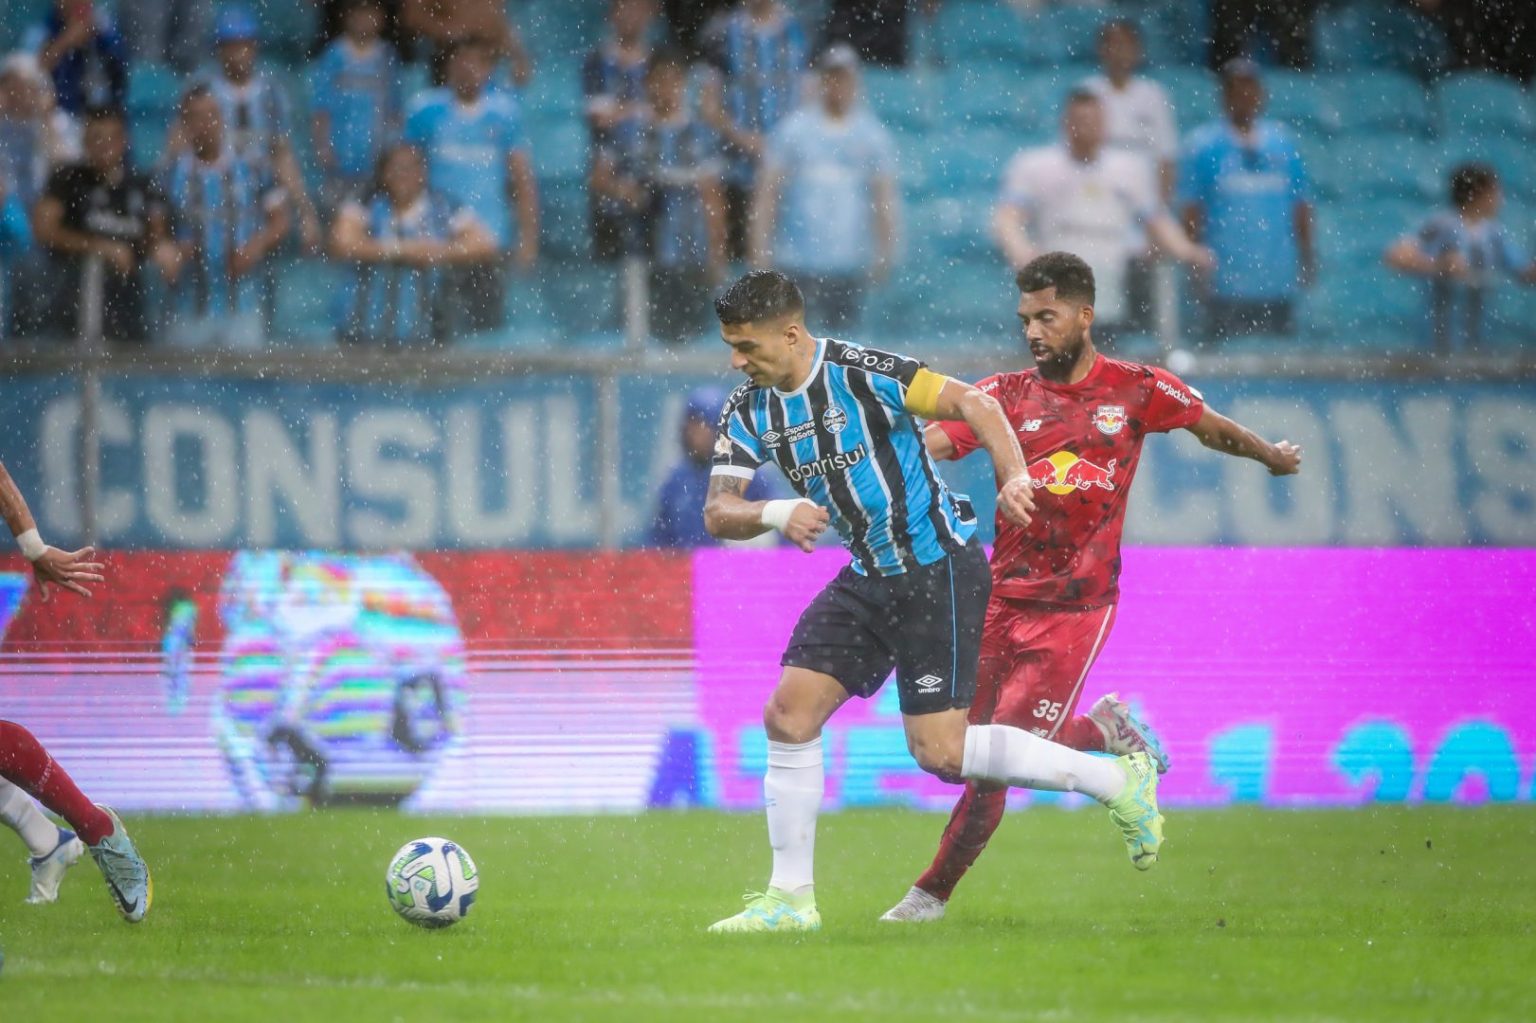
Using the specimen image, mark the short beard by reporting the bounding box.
[1033,329,1088,381]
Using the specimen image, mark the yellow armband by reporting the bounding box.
[903,367,949,419]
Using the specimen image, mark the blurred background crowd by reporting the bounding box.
[0,0,1533,357]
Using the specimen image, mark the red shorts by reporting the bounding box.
[969,599,1118,737]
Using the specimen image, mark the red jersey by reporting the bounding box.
[938,355,1204,608]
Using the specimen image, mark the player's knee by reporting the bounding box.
[909,733,964,783]
[762,696,820,744]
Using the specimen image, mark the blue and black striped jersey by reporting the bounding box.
[711,337,976,577]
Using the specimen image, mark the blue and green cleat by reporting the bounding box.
[707,888,821,934]
[1105,752,1164,870]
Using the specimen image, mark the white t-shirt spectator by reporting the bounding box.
[998,144,1158,324]
[762,105,896,275]
[1082,74,1178,164]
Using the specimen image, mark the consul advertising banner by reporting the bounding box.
[2,548,1533,814]
[4,374,1535,549]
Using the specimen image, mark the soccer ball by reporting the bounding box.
[385,837,479,928]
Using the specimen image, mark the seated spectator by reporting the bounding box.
[593,48,726,344]
[162,85,291,348]
[699,0,809,263]
[35,0,128,116]
[649,387,773,548]
[310,0,404,212]
[995,89,1209,345]
[330,142,496,346]
[584,0,656,263]
[1385,163,1536,352]
[405,37,538,334]
[0,54,79,339]
[401,0,533,88]
[34,107,177,344]
[1179,59,1314,343]
[198,7,324,250]
[750,44,895,336]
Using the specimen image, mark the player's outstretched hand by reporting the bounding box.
[1268,441,1302,477]
[31,545,105,601]
[784,503,831,553]
[997,473,1034,528]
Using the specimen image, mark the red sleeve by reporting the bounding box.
[1141,367,1205,434]
[935,373,1005,459]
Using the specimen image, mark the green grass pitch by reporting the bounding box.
[1,806,1532,1021]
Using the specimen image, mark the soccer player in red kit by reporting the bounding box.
[882,251,1301,922]
[1,458,152,921]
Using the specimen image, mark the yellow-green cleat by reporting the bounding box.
[1105,752,1164,870]
[707,888,821,934]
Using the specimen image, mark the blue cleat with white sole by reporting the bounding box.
[26,827,84,904]
[87,806,152,922]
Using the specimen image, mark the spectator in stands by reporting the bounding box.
[34,107,177,344]
[1207,0,1316,71]
[584,0,657,264]
[995,89,1210,344]
[649,387,773,547]
[0,168,35,338]
[310,0,409,61]
[34,0,129,116]
[0,54,78,339]
[162,85,291,348]
[1385,163,1536,352]
[404,37,539,334]
[401,0,533,89]
[1083,19,1177,201]
[699,0,809,263]
[1180,59,1314,343]
[593,48,727,343]
[310,0,404,213]
[750,44,894,335]
[189,7,323,251]
[329,141,497,346]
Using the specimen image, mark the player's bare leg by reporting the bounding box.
[708,668,846,934]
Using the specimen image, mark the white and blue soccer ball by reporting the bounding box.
[385,837,479,928]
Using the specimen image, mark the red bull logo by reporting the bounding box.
[1026,451,1118,495]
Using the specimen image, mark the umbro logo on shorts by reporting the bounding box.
[914,674,944,693]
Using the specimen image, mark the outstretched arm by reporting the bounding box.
[703,474,828,553]
[0,459,105,599]
[922,377,1033,526]
[1184,407,1302,476]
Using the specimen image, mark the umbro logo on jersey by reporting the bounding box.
[761,430,782,446]
[914,674,944,693]
[1021,420,1042,432]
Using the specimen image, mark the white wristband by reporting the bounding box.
[760,499,810,533]
[16,528,46,561]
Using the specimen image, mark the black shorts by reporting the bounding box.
[782,539,991,715]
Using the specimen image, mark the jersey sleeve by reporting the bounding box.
[838,343,942,414]
[1142,367,1205,433]
[933,373,1002,459]
[711,389,766,479]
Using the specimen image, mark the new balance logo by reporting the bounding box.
[913,674,944,693]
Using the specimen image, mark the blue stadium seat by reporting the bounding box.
[910,196,994,264]
[864,68,931,132]
[539,181,591,262]
[529,121,589,185]
[127,62,182,119]
[522,69,584,126]
[1263,72,1342,135]
[1435,72,1536,137]
[1336,136,1443,201]
[925,127,1019,199]
[1153,67,1218,132]
[937,3,1034,67]
[1487,283,1536,346]
[942,64,1034,130]
[273,259,345,344]
[1322,71,1432,137]
[1315,1,1447,77]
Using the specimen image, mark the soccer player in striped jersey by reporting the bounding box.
[881,251,1301,923]
[703,270,1167,934]
[0,458,151,921]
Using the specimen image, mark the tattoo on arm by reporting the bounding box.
[708,474,748,499]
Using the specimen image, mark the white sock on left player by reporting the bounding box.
[961,724,1126,802]
[764,737,822,896]
[0,778,57,857]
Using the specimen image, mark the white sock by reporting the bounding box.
[765,737,823,896]
[0,778,58,857]
[962,724,1126,803]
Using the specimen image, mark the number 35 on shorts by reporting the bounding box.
[1032,700,1064,722]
